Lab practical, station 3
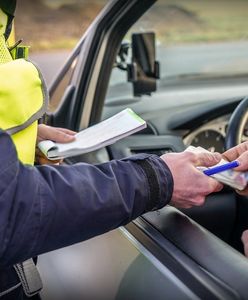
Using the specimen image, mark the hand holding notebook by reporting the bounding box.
[38,108,146,160]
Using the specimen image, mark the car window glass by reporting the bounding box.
[105,0,248,111]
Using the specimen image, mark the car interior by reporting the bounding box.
[29,0,248,299]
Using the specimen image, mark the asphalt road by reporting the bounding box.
[30,50,71,86]
[30,41,248,87]
[158,41,248,79]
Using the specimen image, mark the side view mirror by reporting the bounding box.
[128,32,160,97]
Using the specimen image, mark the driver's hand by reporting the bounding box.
[242,230,248,257]
[222,141,248,195]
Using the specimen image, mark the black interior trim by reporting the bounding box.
[126,218,239,299]
[180,191,237,243]
[132,206,248,299]
[168,97,241,131]
[108,135,185,160]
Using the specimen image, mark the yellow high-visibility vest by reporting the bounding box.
[0,9,48,165]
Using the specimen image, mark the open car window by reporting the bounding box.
[101,0,248,254]
[105,0,248,113]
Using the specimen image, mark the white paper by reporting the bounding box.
[38,108,146,160]
[185,146,247,190]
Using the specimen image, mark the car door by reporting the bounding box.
[37,0,248,299]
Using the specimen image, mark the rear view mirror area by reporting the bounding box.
[115,32,160,97]
[128,32,160,97]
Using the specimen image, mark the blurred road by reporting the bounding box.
[30,50,70,86]
[30,41,248,88]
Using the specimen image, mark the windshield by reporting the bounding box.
[106,0,248,101]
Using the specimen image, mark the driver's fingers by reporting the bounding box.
[223,141,248,162]
[236,186,248,196]
[234,151,248,171]
[241,230,248,257]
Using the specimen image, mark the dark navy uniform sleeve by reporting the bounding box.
[0,130,173,267]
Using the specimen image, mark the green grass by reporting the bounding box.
[126,0,248,46]
[16,0,248,51]
[156,0,248,44]
[30,39,78,51]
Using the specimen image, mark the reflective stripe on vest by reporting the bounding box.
[0,58,49,164]
[0,54,49,164]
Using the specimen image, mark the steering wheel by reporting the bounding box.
[225,96,248,150]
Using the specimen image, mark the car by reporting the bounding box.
[20,0,248,299]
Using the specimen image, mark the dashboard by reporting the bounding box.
[183,114,248,153]
[104,78,248,156]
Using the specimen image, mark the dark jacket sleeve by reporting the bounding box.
[0,131,173,267]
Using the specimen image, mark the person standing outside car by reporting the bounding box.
[0,1,223,299]
[223,141,248,257]
[0,3,83,298]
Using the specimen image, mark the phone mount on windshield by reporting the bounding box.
[116,32,160,97]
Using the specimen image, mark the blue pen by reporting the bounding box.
[203,160,239,176]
